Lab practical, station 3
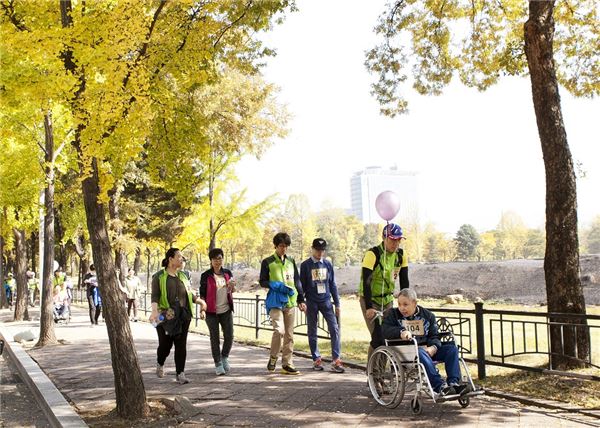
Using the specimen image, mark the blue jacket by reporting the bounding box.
[265,281,294,314]
[91,285,102,307]
[299,257,340,306]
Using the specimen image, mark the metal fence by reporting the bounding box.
[71,289,600,380]
[71,290,332,340]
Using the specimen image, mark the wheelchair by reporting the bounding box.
[53,301,71,324]
[367,317,483,414]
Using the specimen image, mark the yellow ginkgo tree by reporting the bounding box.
[2,0,295,419]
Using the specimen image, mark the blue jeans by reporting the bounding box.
[418,343,461,392]
[307,300,341,361]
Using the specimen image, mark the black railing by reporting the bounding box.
[423,303,600,381]
[71,290,331,340]
[70,289,600,380]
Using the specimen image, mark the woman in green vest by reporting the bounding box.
[150,248,206,385]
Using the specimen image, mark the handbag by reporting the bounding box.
[161,298,183,337]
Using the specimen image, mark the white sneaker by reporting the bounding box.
[156,363,164,378]
[176,372,189,384]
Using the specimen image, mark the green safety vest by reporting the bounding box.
[359,243,403,307]
[158,269,194,314]
[265,253,298,308]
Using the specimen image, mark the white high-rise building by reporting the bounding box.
[350,166,419,224]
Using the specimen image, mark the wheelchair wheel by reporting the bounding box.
[458,396,470,408]
[410,397,423,415]
[367,347,406,408]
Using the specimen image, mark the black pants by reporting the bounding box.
[127,299,138,318]
[88,296,101,324]
[205,311,234,364]
[156,319,191,374]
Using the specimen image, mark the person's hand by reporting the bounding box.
[425,346,437,357]
[400,330,412,340]
[227,279,236,292]
[200,310,206,320]
[298,303,307,312]
[149,310,159,323]
[335,306,341,318]
[366,308,377,320]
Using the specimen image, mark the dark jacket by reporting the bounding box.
[382,305,442,349]
[299,257,340,306]
[199,268,234,315]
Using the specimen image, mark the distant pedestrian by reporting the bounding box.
[260,232,306,375]
[300,238,344,373]
[84,265,102,325]
[27,271,37,307]
[150,248,207,385]
[180,257,192,281]
[5,273,16,307]
[200,248,236,376]
[125,268,142,321]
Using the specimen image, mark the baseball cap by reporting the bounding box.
[382,223,404,240]
[312,238,327,250]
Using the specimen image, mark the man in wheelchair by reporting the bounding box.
[382,289,469,397]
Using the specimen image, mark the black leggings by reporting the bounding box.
[88,296,101,324]
[156,319,191,374]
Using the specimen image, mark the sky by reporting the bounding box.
[237,0,600,235]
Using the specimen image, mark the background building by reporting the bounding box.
[350,166,419,223]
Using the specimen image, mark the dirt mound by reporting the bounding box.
[233,255,600,305]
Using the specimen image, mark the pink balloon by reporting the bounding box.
[375,191,401,221]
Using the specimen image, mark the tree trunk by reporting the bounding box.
[30,232,37,277]
[81,159,149,418]
[524,0,588,369]
[54,207,67,270]
[12,228,29,321]
[109,186,128,285]
[36,112,58,346]
[133,246,142,274]
[74,229,88,288]
[0,234,8,309]
[145,247,151,292]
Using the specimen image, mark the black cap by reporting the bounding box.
[312,238,327,250]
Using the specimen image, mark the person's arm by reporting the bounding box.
[293,259,305,305]
[399,267,409,289]
[259,258,271,288]
[361,250,377,312]
[299,261,309,296]
[150,274,160,322]
[426,310,442,351]
[193,295,207,312]
[199,271,208,299]
[399,250,409,289]
[328,261,340,308]
[382,309,404,340]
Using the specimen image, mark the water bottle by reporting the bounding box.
[152,313,164,328]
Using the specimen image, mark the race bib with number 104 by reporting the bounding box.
[402,319,425,336]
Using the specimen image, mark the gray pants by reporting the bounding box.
[205,310,234,364]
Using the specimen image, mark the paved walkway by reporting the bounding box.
[1,306,599,427]
[0,352,51,427]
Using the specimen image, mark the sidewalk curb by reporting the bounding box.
[484,389,600,420]
[0,328,87,428]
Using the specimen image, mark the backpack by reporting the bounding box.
[370,245,403,271]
